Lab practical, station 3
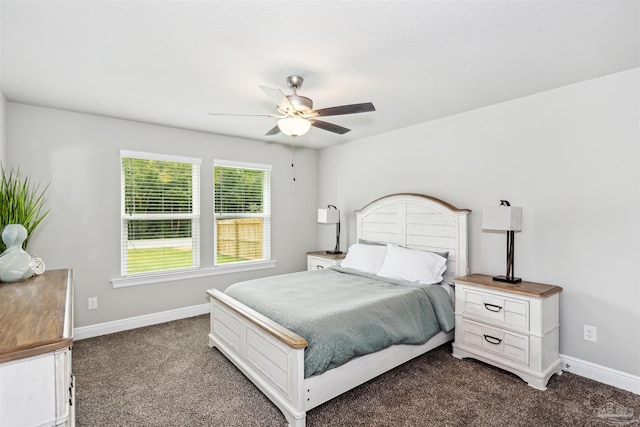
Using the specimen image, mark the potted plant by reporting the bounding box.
[0,166,50,253]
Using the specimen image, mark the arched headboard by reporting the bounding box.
[355,193,471,287]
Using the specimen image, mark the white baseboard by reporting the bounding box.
[561,354,640,395]
[73,303,210,340]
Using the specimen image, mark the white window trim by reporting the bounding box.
[111,259,277,288]
[113,152,277,288]
[120,150,201,164]
[214,158,272,171]
[120,150,202,278]
[213,159,272,267]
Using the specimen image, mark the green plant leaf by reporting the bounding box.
[0,165,50,252]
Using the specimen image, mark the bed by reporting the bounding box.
[207,193,470,426]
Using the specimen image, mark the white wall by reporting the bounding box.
[0,91,6,165]
[318,68,640,376]
[7,103,318,327]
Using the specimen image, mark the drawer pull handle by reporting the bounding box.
[484,334,502,345]
[316,265,324,269]
[484,303,502,312]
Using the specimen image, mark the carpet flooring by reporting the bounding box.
[73,315,640,426]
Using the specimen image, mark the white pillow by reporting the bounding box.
[340,243,388,274]
[377,244,447,285]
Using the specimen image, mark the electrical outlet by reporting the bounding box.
[583,325,597,342]
[88,297,98,310]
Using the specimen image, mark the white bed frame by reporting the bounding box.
[207,193,470,426]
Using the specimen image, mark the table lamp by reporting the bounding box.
[318,205,342,254]
[482,200,522,283]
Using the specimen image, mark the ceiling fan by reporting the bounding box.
[209,75,375,137]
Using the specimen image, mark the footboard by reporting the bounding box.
[207,289,308,427]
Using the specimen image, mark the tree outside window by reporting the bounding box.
[121,151,201,276]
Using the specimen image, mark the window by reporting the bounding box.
[120,150,201,277]
[214,160,271,266]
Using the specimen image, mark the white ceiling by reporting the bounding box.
[1,1,638,150]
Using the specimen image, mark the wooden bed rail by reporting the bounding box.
[207,289,308,349]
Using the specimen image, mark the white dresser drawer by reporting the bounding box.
[306,251,345,271]
[307,257,335,270]
[462,288,529,332]
[461,319,529,365]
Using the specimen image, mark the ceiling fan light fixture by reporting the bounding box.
[278,117,312,137]
[211,75,375,138]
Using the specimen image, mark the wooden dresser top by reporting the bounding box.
[454,274,562,298]
[306,251,347,260]
[0,269,73,363]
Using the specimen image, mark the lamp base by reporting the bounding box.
[492,275,522,284]
[325,250,343,255]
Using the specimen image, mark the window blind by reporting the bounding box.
[214,160,271,266]
[121,150,201,276]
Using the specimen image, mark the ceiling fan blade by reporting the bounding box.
[260,86,296,113]
[311,119,351,135]
[313,102,375,117]
[209,112,282,118]
[265,125,280,136]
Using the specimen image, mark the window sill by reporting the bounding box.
[111,259,278,288]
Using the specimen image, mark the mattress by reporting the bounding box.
[225,266,455,378]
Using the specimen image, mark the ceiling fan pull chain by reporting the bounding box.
[291,138,296,181]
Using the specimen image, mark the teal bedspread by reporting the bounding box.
[225,266,455,378]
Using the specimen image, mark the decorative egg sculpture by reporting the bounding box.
[0,224,46,282]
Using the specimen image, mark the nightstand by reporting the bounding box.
[451,274,563,390]
[306,251,346,271]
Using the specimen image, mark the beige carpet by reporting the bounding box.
[73,315,640,426]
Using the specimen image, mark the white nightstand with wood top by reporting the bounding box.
[306,251,346,271]
[451,274,563,390]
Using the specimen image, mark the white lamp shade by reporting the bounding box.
[482,206,522,231]
[278,117,312,136]
[318,208,340,224]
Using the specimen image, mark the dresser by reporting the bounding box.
[306,251,346,271]
[452,274,562,390]
[0,269,75,426]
